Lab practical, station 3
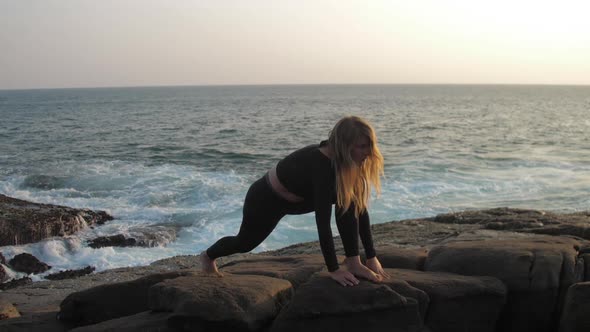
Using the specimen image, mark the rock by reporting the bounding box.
[219,254,329,288]
[373,246,428,270]
[0,298,20,320]
[0,252,6,265]
[270,272,423,332]
[0,265,7,284]
[149,273,293,332]
[424,237,584,332]
[381,278,430,321]
[582,253,590,281]
[559,282,590,332]
[0,194,113,246]
[87,235,137,248]
[0,277,33,290]
[69,311,174,332]
[8,253,51,274]
[0,311,73,332]
[45,266,95,281]
[59,271,192,326]
[387,268,507,332]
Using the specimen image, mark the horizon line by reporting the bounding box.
[2,82,590,92]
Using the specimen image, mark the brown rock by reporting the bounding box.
[381,278,430,321]
[149,273,293,332]
[387,268,507,332]
[0,194,113,246]
[424,237,583,332]
[9,253,51,274]
[0,277,32,290]
[87,235,137,248]
[270,272,423,332]
[373,246,428,270]
[219,254,329,288]
[559,282,590,332]
[0,311,73,331]
[59,271,192,326]
[69,311,174,332]
[0,298,20,320]
[45,266,95,280]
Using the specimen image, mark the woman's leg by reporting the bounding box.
[203,175,286,272]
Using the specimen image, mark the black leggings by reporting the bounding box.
[206,173,374,260]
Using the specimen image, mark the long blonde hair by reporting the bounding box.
[328,116,384,218]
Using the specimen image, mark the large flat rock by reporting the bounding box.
[425,237,584,332]
[386,268,507,332]
[149,273,293,332]
[559,281,590,332]
[270,272,423,332]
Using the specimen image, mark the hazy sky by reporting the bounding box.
[1,0,589,89]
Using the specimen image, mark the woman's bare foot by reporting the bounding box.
[200,251,223,277]
[344,256,382,283]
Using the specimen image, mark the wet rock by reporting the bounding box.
[0,311,73,331]
[424,237,584,332]
[559,281,590,332]
[0,277,33,290]
[149,273,293,332]
[271,272,423,332]
[9,253,51,274]
[59,271,192,326]
[0,194,113,246]
[219,254,330,288]
[46,266,95,281]
[0,298,20,320]
[87,234,137,248]
[0,252,6,265]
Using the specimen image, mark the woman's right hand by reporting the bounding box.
[329,269,360,286]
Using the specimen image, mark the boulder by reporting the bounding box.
[59,270,192,326]
[381,278,430,321]
[0,311,73,332]
[270,272,423,332]
[559,282,590,332]
[582,253,590,282]
[69,311,174,332]
[424,237,583,332]
[0,298,20,320]
[87,235,137,248]
[0,277,32,291]
[149,273,293,332]
[9,253,51,274]
[373,247,428,270]
[0,194,113,246]
[45,266,95,280]
[219,254,329,288]
[386,268,506,332]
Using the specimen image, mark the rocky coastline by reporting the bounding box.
[1,195,590,331]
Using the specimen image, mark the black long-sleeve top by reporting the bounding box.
[275,140,376,272]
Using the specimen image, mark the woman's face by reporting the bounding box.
[351,135,371,165]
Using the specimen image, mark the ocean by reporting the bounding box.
[1,84,589,278]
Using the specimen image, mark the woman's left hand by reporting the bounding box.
[366,257,390,279]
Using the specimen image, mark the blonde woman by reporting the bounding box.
[201,116,389,286]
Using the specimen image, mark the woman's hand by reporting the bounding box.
[366,257,390,279]
[329,269,360,286]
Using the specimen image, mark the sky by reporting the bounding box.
[1,0,589,89]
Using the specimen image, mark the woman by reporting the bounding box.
[201,116,389,286]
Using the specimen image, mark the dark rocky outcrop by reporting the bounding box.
[59,271,193,326]
[0,252,6,265]
[8,253,51,274]
[0,277,32,290]
[68,311,174,332]
[45,266,95,281]
[424,236,583,332]
[87,234,137,248]
[559,281,590,332]
[149,273,293,332]
[0,194,113,246]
